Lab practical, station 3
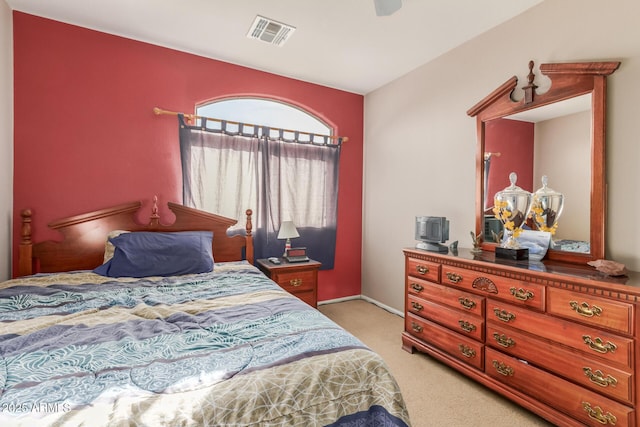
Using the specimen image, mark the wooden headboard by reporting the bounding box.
[18,199,253,277]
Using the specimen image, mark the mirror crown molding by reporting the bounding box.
[468,60,620,264]
[467,61,620,120]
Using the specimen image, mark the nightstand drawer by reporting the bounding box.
[255,259,321,308]
[295,290,316,307]
[272,270,316,292]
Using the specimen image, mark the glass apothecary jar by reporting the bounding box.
[530,175,564,237]
[492,172,532,249]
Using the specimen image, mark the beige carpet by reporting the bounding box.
[319,299,555,427]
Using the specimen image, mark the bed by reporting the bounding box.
[1,199,410,426]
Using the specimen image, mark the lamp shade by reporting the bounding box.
[277,221,300,240]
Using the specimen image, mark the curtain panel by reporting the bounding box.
[178,115,340,269]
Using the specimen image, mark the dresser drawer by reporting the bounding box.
[406,257,441,283]
[486,348,634,427]
[547,287,634,335]
[406,313,484,370]
[487,322,634,404]
[441,265,545,310]
[272,270,316,292]
[488,300,634,368]
[407,276,485,317]
[408,294,484,341]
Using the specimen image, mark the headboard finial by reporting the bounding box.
[149,195,161,227]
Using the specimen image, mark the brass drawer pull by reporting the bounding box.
[581,402,617,425]
[570,301,603,318]
[411,301,423,312]
[492,360,514,377]
[458,297,476,310]
[411,322,423,333]
[493,308,516,323]
[410,283,424,292]
[289,278,303,287]
[493,333,515,348]
[583,335,617,354]
[458,320,476,333]
[458,344,476,358]
[583,367,618,388]
[416,265,429,275]
[446,272,462,284]
[509,287,534,301]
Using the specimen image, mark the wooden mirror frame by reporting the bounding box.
[467,60,620,264]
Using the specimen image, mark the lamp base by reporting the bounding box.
[283,238,291,257]
[495,247,529,260]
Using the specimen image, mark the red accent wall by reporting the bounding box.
[12,12,364,301]
[484,118,534,207]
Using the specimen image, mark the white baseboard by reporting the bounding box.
[317,295,361,305]
[360,295,404,317]
[319,294,404,318]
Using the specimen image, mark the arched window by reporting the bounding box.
[197,98,331,140]
[179,98,341,269]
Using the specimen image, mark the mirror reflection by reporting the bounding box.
[483,94,591,254]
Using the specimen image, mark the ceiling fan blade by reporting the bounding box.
[374,0,402,16]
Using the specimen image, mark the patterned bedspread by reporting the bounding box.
[0,261,410,426]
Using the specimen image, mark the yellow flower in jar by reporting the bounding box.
[538,222,559,235]
[531,202,544,216]
[493,199,508,217]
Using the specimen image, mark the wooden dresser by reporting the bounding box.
[256,258,321,307]
[403,248,640,427]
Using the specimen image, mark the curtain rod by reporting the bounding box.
[153,107,348,143]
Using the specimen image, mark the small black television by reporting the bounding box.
[415,216,450,253]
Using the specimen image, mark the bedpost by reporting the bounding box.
[245,209,254,263]
[18,209,33,277]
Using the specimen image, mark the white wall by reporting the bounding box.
[1,1,13,280]
[363,0,640,311]
[535,111,590,242]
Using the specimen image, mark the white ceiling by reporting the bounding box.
[6,0,543,95]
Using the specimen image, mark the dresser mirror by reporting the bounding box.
[468,60,620,264]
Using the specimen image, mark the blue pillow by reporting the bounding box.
[94,231,214,278]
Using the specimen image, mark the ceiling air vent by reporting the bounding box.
[247,15,295,47]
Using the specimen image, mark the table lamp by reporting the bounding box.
[277,221,299,256]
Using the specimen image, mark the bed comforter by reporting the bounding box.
[0,261,410,426]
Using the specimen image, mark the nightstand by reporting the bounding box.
[255,258,321,307]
